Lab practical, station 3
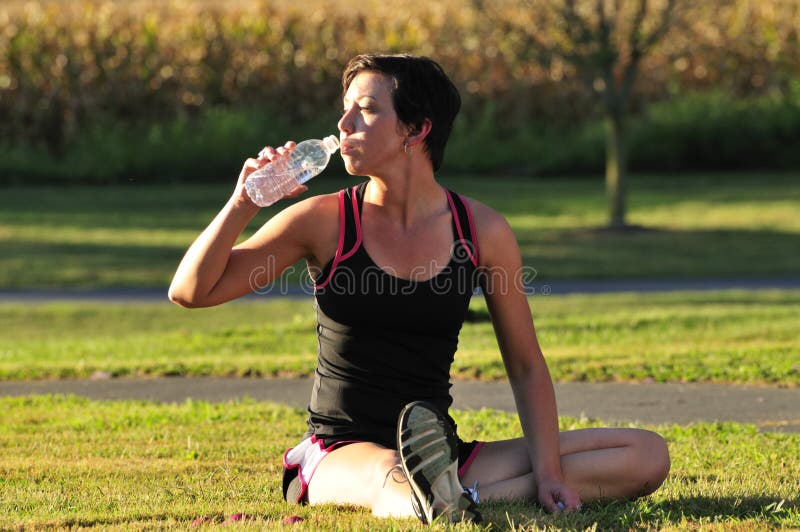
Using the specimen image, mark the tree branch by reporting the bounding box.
[620,0,678,103]
[595,0,619,71]
[642,0,678,53]
[559,0,597,51]
[596,0,613,49]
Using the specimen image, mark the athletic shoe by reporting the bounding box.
[397,401,482,524]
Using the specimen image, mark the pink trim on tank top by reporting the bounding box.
[316,187,478,288]
[445,190,478,268]
[314,186,362,290]
[340,186,362,261]
[460,193,479,266]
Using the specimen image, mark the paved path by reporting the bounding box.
[2,277,799,302]
[3,280,798,433]
[2,377,798,433]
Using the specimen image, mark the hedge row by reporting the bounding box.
[2,1,799,143]
[1,0,799,181]
[2,89,798,184]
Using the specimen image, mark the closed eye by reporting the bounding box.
[342,104,373,115]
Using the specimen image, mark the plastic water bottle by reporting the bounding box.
[245,135,340,207]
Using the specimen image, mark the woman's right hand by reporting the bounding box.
[234,141,308,207]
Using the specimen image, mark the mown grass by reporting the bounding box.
[1,290,797,385]
[1,173,799,289]
[1,395,797,530]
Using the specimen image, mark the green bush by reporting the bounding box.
[629,88,800,172]
[446,89,800,177]
[0,106,340,184]
[2,1,800,182]
[2,89,799,184]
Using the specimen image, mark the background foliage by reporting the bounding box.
[1,0,799,183]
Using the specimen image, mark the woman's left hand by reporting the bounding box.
[537,479,581,513]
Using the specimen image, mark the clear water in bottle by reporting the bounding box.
[245,135,339,207]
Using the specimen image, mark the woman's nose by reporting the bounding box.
[338,107,354,134]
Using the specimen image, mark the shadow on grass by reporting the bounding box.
[480,495,798,529]
[37,496,796,529]
[521,227,800,279]
[0,180,362,232]
[0,240,186,288]
[0,185,217,230]
[2,221,799,289]
[465,307,492,323]
[655,495,798,522]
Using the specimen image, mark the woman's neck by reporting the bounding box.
[364,172,445,232]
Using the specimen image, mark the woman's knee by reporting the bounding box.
[309,444,400,505]
[371,450,403,487]
[369,450,415,516]
[634,430,670,495]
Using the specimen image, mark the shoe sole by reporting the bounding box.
[397,401,480,524]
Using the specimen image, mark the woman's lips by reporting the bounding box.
[340,142,356,155]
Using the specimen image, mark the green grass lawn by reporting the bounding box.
[2,174,798,531]
[1,396,797,529]
[1,173,798,289]
[1,290,797,385]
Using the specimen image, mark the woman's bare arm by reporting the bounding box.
[471,200,581,512]
[168,142,336,308]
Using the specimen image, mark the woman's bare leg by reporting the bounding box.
[306,442,415,518]
[460,427,670,502]
[305,428,669,516]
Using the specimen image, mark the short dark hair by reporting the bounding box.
[342,54,461,172]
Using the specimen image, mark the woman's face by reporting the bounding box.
[338,71,407,176]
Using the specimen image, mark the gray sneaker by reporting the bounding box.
[397,401,482,524]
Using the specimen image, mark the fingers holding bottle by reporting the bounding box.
[235,141,298,206]
[257,141,296,161]
[239,141,296,184]
[257,142,306,198]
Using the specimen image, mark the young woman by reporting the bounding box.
[169,53,670,524]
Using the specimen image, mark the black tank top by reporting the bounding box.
[306,181,480,448]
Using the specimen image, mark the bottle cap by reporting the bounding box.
[322,135,340,154]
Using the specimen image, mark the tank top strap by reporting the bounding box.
[354,181,478,266]
[313,183,364,290]
[341,184,364,257]
[445,189,479,268]
[352,181,367,213]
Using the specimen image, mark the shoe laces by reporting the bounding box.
[464,480,480,504]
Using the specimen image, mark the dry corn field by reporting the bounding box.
[1,0,798,148]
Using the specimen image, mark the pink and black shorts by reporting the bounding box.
[282,435,484,504]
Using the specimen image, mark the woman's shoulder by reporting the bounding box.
[452,193,511,235]
[268,191,340,242]
[278,190,340,220]
[263,191,342,268]
[454,193,518,267]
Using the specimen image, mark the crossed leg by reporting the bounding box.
[461,427,671,502]
[306,427,670,517]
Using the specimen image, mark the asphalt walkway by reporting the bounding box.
[3,279,798,433]
[2,276,800,302]
[2,377,798,433]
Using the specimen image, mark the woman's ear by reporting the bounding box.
[406,118,432,149]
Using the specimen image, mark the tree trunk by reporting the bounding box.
[605,109,627,229]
